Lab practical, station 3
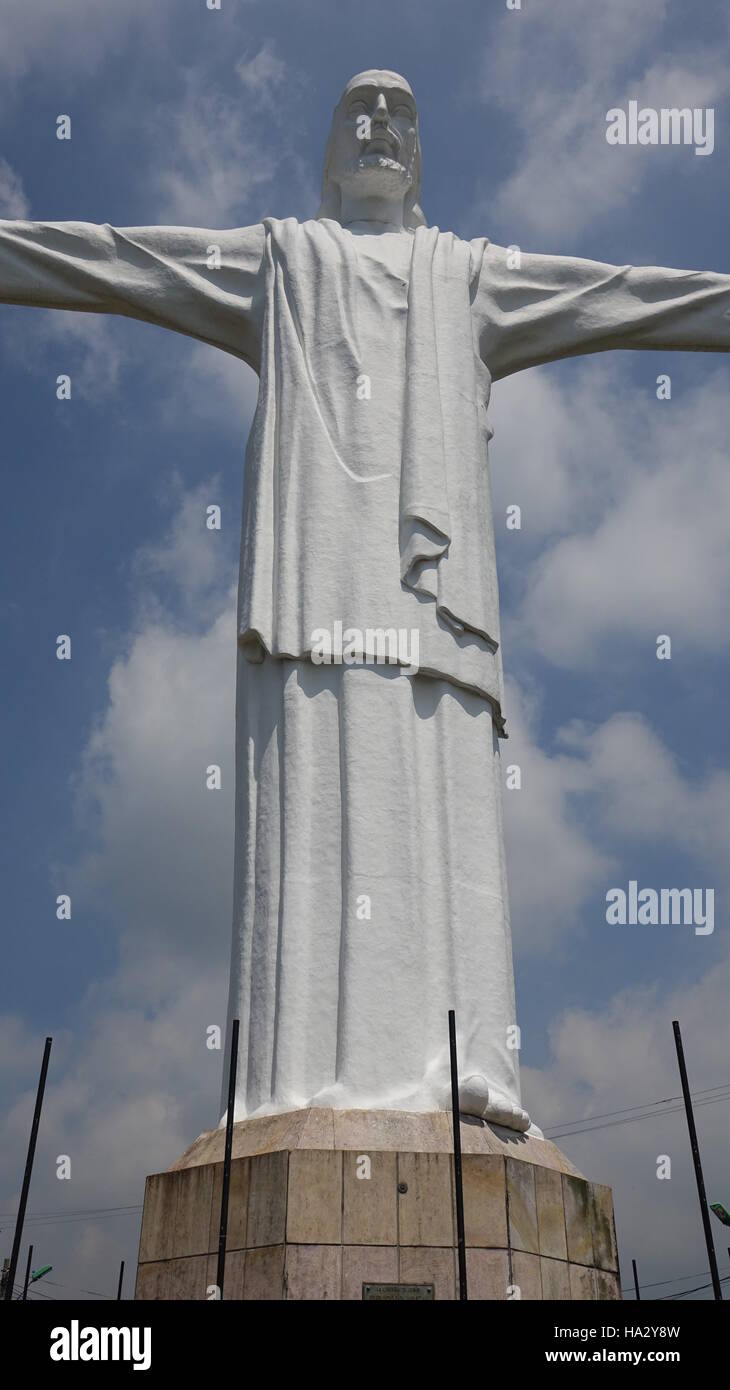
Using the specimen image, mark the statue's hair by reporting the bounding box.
[317,70,427,228]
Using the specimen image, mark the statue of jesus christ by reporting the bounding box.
[2,70,729,1135]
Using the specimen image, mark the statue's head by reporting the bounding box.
[317,70,426,228]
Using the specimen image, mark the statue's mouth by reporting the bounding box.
[365,129,400,158]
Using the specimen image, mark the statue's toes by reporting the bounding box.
[458,1073,531,1133]
[484,1097,531,1133]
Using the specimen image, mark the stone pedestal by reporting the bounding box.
[134,1109,620,1300]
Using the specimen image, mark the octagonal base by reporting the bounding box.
[135,1109,620,1300]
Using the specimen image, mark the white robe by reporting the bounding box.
[2,214,729,1130]
[230,655,518,1121]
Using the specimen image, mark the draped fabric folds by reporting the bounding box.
[222,654,523,1123]
[238,219,506,729]
[400,227,499,652]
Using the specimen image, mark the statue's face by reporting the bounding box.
[327,71,418,209]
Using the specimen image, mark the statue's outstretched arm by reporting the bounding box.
[0,219,266,369]
[475,241,730,381]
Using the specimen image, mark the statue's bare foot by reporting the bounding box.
[454,1073,531,1133]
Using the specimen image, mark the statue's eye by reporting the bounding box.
[348,100,369,116]
[394,104,414,118]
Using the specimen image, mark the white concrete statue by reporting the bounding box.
[2,70,730,1135]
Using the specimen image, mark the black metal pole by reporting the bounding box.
[631,1258,641,1301]
[117,1259,125,1300]
[448,1010,468,1301]
[4,1036,52,1302]
[216,1018,240,1299]
[21,1244,33,1302]
[672,1020,722,1301]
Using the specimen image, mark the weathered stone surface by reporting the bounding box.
[462,1155,508,1247]
[135,1261,168,1300]
[171,1109,307,1169]
[334,1108,451,1153]
[570,1263,597,1300]
[342,1151,398,1245]
[246,1151,287,1248]
[535,1165,567,1261]
[507,1157,539,1254]
[172,1164,214,1259]
[138,1118,616,1301]
[286,1150,342,1245]
[455,1116,581,1175]
[206,1158,249,1254]
[564,1174,594,1266]
[170,1109,583,1175]
[298,1108,337,1150]
[398,1152,454,1247]
[512,1250,542,1300]
[226,1157,250,1251]
[399,1246,456,1300]
[138,1172,178,1263]
[540,1256,571,1299]
[285,1244,341,1300]
[590,1182,619,1272]
[342,1245,399,1300]
[165,1255,208,1300]
[243,1244,284,1300]
[207,1163,223,1255]
[595,1269,621,1300]
[205,1249,245,1300]
[466,1248,510,1300]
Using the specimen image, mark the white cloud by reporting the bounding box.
[0,157,29,217]
[0,309,127,398]
[504,688,730,955]
[502,681,616,952]
[0,282,260,421]
[160,339,259,437]
[0,0,191,85]
[555,712,730,874]
[0,491,238,1297]
[474,0,730,242]
[489,358,634,544]
[0,1014,47,1084]
[523,952,730,1296]
[130,475,238,626]
[508,368,730,667]
[149,68,280,227]
[0,965,224,1298]
[236,41,288,102]
[71,600,236,962]
[0,0,175,82]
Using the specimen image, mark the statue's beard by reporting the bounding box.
[336,152,414,201]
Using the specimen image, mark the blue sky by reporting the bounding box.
[1,0,729,1301]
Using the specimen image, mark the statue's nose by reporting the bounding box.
[372,92,389,126]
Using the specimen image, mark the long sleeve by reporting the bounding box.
[474,240,730,381]
[0,219,267,370]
